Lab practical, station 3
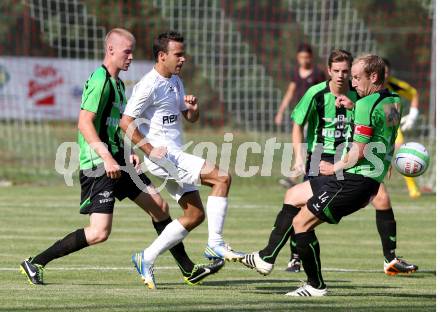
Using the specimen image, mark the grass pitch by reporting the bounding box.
[0,173,435,311]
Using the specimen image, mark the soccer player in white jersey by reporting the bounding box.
[120,31,244,286]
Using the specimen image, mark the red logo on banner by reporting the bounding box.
[28,65,64,106]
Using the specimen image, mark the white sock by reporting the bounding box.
[143,220,188,263]
[206,196,228,246]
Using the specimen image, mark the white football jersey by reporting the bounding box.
[124,68,187,150]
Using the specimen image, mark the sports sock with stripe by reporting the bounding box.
[376,209,397,262]
[295,231,326,289]
[32,228,89,266]
[289,236,299,260]
[259,204,300,264]
[153,217,195,277]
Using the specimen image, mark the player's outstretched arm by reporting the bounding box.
[78,109,121,179]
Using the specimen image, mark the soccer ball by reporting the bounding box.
[394,142,430,177]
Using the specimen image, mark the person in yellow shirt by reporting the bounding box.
[384,58,421,198]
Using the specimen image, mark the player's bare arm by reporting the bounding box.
[275,82,296,126]
[182,94,199,123]
[78,109,121,179]
[291,122,306,176]
[319,141,366,175]
[119,114,168,160]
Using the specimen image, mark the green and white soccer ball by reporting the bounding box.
[394,142,430,177]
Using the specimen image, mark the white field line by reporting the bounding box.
[1,266,435,273]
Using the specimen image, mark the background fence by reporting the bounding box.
[0,0,435,188]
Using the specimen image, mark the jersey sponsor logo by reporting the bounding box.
[163,114,178,124]
[106,116,120,127]
[354,124,373,137]
[322,115,351,129]
[322,128,349,139]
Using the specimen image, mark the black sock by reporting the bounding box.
[290,234,299,260]
[153,217,195,277]
[376,209,397,262]
[295,231,326,289]
[259,204,300,264]
[32,229,89,267]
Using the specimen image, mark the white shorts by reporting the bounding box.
[143,150,206,202]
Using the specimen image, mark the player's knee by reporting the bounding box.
[187,209,205,228]
[373,192,390,208]
[214,171,231,188]
[87,228,111,244]
[292,215,307,233]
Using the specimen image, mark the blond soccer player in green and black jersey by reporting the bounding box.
[284,57,418,275]
[20,28,223,288]
[279,55,405,296]
[241,55,418,296]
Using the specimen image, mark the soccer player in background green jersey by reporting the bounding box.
[285,49,357,272]
[20,28,223,287]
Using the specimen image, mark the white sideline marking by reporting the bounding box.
[4,266,435,273]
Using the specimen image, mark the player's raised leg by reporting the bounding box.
[371,183,418,275]
[200,162,244,261]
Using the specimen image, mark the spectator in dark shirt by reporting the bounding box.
[274,43,326,126]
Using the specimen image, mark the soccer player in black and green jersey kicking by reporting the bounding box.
[248,54,403,296]
[241,49,357,274]
[242,50,417,277]
[20,28,223,287]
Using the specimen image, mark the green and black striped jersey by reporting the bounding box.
[291,80,359,155]
[78,65,126,170]
[347,89,401,183]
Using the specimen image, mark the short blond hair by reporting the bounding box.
[353,54,386,85]
[104,28,135,51]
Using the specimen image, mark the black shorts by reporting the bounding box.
[307,173,380,224]
[304,153,337,181]
[79,165,152,215]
